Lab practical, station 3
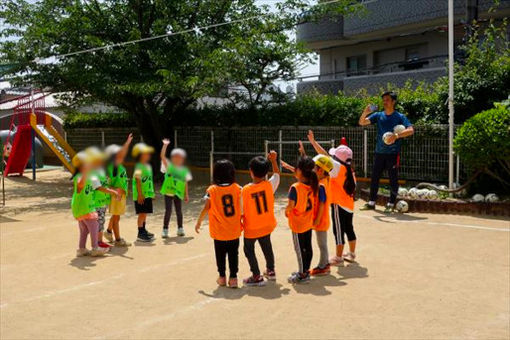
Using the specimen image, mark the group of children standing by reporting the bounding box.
[70,130,357,287]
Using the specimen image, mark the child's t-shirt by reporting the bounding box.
[205,183,242,241]
[287,182,315,233]
[313,177,330,232]
[160,160,192,199]
[241,174,280,239]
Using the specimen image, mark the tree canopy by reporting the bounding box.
[0,0,359,145]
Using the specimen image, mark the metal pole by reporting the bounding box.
[278,130,282,171]
[456,154,460,185]
[30,88,36,181]
[448,0,455,191]
[210,130,214,183]
[363,129,368,177]
[101,130,105,148]
[264,140,269,158]
[174,129,178,148]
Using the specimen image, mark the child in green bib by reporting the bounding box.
[132,142,155,242]
[71,152,110,257]
[160,139,192,238]
[85,146,121,249]
[104,133,133,247]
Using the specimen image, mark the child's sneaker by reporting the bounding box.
[76,248,90,257]
[144,229,154,238]
[329,255,345,266]
[137,230,154,242]
[243,275,266,287]
[98,241,112,248]
[288,272,310,284]
[344,252,356,262]
[161,228,169,238]
[90,247,108,257]
[104,230,114,242]
[114,238,131,247]
[216,276,227,286]
[384,203,394,214]
[310,265,331,276]
[360,203,376,211]
[177,227,185,236]
[228,277,238,288]
[263,269,276,281]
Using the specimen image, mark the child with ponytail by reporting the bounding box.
[284,156,318,284]
[308,130,357,266]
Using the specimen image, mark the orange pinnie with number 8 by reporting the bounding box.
[206,184,242,241]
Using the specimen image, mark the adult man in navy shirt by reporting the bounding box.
[359,91,414,212]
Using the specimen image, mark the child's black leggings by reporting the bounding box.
[331,204,356,245]
[214,239,239,278]
[163,195,183,229]
[292,229,313,274]
[243,234,275,276]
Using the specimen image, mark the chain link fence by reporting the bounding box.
[65,125,465,183]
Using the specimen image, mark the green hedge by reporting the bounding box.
[64,112,136,129]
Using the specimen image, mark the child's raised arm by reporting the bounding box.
[280,160,295,173]
[195,199,211,234]
[307,130,328,156]
[267,150,280,175]
[116,133,133,165]
[160,138,170,168]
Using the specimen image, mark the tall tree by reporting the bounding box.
[0,0,358,147]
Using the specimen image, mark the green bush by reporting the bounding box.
[64,112,136,129]
[454,101,510,190]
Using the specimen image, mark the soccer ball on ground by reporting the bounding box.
[398,187,408,197]
[393,124,406,134]
[472,194,485,202]
[485,193,499,202]
[417,189,429,199]
[382,132,395,145]
[395,200,409,213]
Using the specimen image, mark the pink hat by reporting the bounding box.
[328,145,353,163]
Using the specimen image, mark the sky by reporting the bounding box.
[0,0,320,91]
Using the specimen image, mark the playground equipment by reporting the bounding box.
[2,92,75,176]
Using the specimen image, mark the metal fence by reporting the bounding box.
[66,125,466,183]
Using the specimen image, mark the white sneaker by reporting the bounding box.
[76,248,90,257]
[343,252,356,262]
[177,228,185,236]
[329,255,344,267]
[90,247,108,257]
[162,229,169,238]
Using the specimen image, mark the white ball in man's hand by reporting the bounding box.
[383,132,395,145]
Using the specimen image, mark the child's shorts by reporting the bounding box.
[109,194,127,215]
[134,197,153,214]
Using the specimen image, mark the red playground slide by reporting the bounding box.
[4,125,33,176]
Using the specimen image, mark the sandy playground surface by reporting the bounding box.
[1,169,509,339]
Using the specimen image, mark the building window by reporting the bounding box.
[346,55,367,76]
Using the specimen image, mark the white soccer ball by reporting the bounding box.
[485,193,499,202]
[427,189,439,200]
[382,132,395,145]
[408,188,419,199]
[472,194,485,202]
[417,189,429,199]
[393,124,406,134]
[438,185,448,191]
[398,187,408,197]
[395,200,409,213]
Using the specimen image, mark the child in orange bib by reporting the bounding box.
[195,160,241,288]
[285,156,318,284]
[241,151,280,286]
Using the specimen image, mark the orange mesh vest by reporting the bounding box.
[330,165,356,211]
[287,182,315,233]
[242,181,276,239]
[313,177,331,231]
[207,184,242,241]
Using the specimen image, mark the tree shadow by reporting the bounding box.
[162,236,194,245]
[198,281,291,300]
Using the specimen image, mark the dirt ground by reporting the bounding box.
[1,169,509,340]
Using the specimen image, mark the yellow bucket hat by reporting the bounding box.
[72,151,90,168]
[85,146,106,162]
[132,142,154,157]
[313,154,334,173]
